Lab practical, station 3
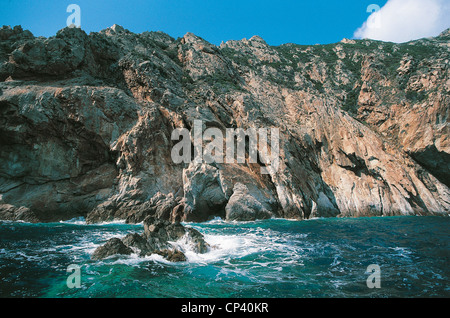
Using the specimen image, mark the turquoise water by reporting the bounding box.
[0,216,448,298]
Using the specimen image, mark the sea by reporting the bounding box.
[0,216,448,298]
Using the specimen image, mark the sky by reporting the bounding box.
[0,0,448,46]
[355,0,450,42]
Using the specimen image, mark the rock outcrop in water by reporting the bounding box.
[91,237,133,260]
[0,25,449,223]
[91,216,209,261]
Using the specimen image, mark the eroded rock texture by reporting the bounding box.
[91,216,209,262]
[0,25,449,223]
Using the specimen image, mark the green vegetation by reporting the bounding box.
[273,44,311,67]
[405,90,427,103]
[202,71,246,93]
[266,73,298,90]
[303,73,324,93]
[315,45,339,66]
[220,47,252,67]
[165,47,181,66]
[342,87,360,114]
[342,58,361,77]
[383,41,441,77]
[310,79,324,93]
[216,37,443,101]
[180,72,194,88]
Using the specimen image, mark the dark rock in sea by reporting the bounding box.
[121,233,149,255]
[155,249,187,262]
[170,203,185,224]
[91,237,133,260]
[184,227,210,254]
[92,216,209,262]
[143,216,185,240]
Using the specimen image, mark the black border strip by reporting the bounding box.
[1,297,446,314]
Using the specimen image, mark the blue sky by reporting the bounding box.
[3,0,446,46]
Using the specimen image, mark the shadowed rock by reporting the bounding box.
[155,249,186,262]
[225,183,273,221]
[91,238,133,260]
[0,204,40,223]
[91,216,209,262]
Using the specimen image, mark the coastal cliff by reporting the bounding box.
[0,25,449,223]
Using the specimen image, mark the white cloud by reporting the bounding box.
[354,0,450,43]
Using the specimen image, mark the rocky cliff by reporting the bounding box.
[0,24,449,223]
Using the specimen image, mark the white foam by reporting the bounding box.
[62,220,308,266]
[54,230,126,257]
[13,251,40,261]
[59,217,86,225]
[168,227,276,264]
[60,218,130,226]
[108,253,171,266]
[389,246,413,259]
[60,242,100,254]
[95,219,128,226]
[204,216,226,224]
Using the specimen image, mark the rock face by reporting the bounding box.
[0,25,449,223]
[0,203,39,223]
[225,183,273,221]
[182,163,228,221]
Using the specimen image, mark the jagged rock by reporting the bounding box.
[184,227,210,254]
[123,201,157,224]
[0,204,40,223]
[225,183,273,221]
[8,27,88,77]
[143,216,209,255]
[155,249,186,262]
[310,192,340,218]
[182,163,228,222]
[1,24,449,224]
[91,238,133,260]
[170,202,185,223]
[93,216,209,262]
[122,193,183,224]
[122,233,149,254]
[143,216,186,240]
[0,25,33,42]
